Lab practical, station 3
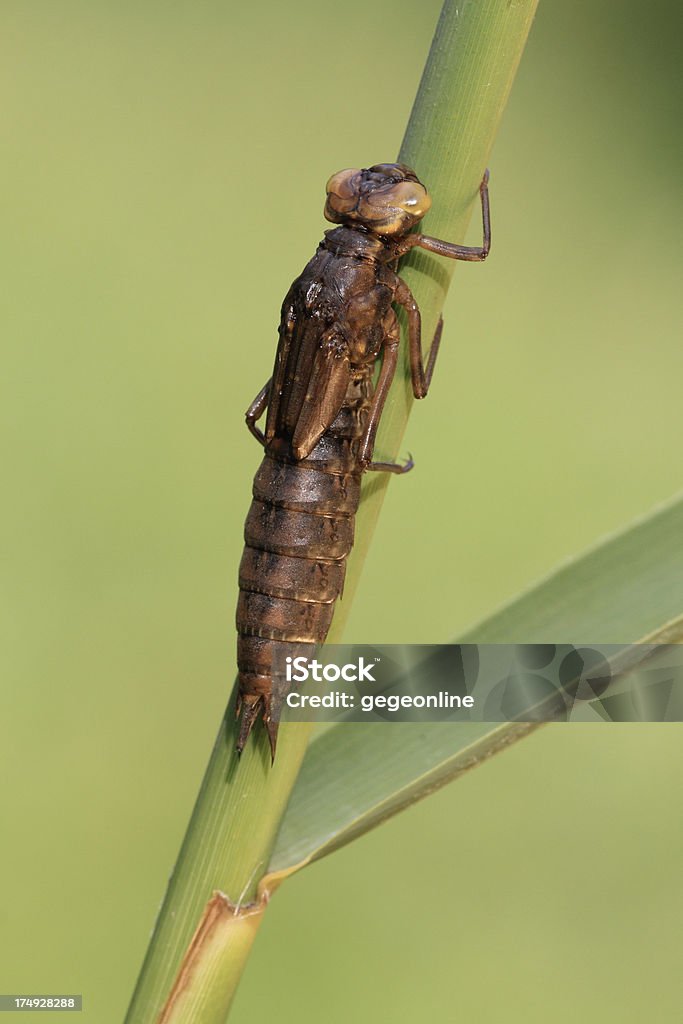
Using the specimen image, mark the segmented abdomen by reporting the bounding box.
[236,379,370,756]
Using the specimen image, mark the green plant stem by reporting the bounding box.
[125,2,539,1021]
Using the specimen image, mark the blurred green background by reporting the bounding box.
[2,1,681,1021]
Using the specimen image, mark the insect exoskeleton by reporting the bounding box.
[324,163,432,236]
[238,161,491,759]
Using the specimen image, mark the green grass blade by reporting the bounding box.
[268,493,683,877]
[457,493,683,645]
[339,0,540,619]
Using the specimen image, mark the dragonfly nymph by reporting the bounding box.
[236,162,491,758]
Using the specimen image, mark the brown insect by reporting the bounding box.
[236,163,491,758]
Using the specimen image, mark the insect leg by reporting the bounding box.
[245,378,271,445]
[359,316,413,474]
[394,278,445,400]
[367,455,414,474]
[404,171,491,262]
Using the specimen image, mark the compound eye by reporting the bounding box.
[325,168,361,200]
[391,181,431,218]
